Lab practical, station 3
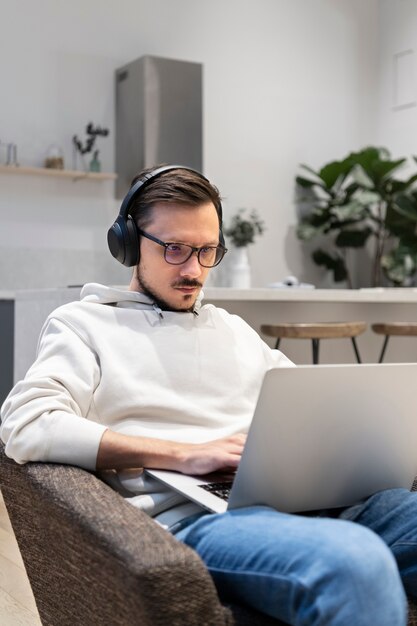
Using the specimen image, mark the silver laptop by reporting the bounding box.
[146,363,417,514]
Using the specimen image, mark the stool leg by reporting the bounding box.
[350,337,362,363]
[312,339,320,364]
[378,336,390,363]
[274,338,281,350]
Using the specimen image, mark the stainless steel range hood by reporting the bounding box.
[115,55,203,198]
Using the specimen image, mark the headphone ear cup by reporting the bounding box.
[124,216,140,266]
[107,216,139,267]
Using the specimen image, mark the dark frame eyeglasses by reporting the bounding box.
[138,229,228,268]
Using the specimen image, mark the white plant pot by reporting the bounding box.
[230,246,251,288]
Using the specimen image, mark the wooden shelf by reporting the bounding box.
[0,165,117,181]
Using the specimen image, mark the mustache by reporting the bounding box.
[172,279,203,288]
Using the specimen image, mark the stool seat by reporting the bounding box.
[372,322,417,337]
[371,322,417,362]
[260,322,367,364]
[261,322,367,340]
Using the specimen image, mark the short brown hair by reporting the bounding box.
[129,165,223,230]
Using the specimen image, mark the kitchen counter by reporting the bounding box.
[0,291,17,300]
[4,286,417,303]
[4,287,417,387]
[204,287,417,303]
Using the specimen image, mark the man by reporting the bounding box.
[1,165,416,625]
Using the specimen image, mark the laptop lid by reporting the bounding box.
[147,363,417,514]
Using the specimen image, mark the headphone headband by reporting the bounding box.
[118,164,214,220]
[108,164,224,267]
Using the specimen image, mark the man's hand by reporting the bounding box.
[176,434,246,475]
[96,429,246,474]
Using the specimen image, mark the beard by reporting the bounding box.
[135,265,201,313]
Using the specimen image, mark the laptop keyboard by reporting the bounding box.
[199,481,233,501]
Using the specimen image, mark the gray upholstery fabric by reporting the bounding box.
[0,443,416,625]
[0,445,284,625]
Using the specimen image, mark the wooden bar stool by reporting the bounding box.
[371,323,417,363]
[260,322,367,364]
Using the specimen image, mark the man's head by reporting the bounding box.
[114,165,226,311]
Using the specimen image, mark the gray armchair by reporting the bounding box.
[1,442,417,626]
[0,444,280,625]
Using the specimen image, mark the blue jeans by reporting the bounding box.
[175,488,417,625]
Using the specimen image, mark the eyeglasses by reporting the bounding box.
[138,229,228,267]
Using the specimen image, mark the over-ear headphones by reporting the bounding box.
[107,164,225,267]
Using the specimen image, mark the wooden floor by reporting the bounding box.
[0,490,41,625]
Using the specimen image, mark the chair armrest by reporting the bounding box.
[0,447,231,626]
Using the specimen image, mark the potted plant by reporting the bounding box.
[73,123,110,172]
[296,146,417,288]
[224,209,265,288]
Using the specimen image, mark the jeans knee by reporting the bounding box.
[310,524,407,626]
[334,526,399,585]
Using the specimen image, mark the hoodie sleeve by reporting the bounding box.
[0,317,107,470]
[260,337,295,368]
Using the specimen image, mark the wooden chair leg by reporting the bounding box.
[351,337,362,363]
[312,339,320,364]
[378,335,390,363]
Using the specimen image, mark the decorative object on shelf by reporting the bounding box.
[72,123,109,172]
[0,140,18,166]
[89,149,101,173]
[44,144,64,169]
[224,209,265,288]
[268,275,315,289]
[296,146,417,288]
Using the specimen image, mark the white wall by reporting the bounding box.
[0,0,379,290]
[377,0,417,158]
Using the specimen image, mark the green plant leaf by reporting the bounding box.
[390,173,417,193]
[349,146,382,170]
[299,164,325,185]
[382,244,417,285]
[296,175,320,189]
[330,201,366,222]
[318,160,351,188]
[308,206,335,227]
[350,165,374,189]
[373,158,406,182]
[398,238,417,253]
[296,223,322,241]
[300,164,320,176]
[385,203,414,237]
[335,227,372,248]
[350,147,405,187]
[353,190,381,205]
[393,194,417,222]
[312,249,347,282]
[344,182,361,199]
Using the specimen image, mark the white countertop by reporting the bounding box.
[3,286,417,303]
[0,290,17,300]
[0,287,82,301]
[204,287,417,303]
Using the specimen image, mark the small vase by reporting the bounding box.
[230,246,251,288]
[89,154,101,172]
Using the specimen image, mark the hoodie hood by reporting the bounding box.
[80,283,204,314]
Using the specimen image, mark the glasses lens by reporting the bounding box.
[198,247,218,267]
[199,246,226,267]
[165,243,191,264]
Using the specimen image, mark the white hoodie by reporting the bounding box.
[0,283,293,528]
